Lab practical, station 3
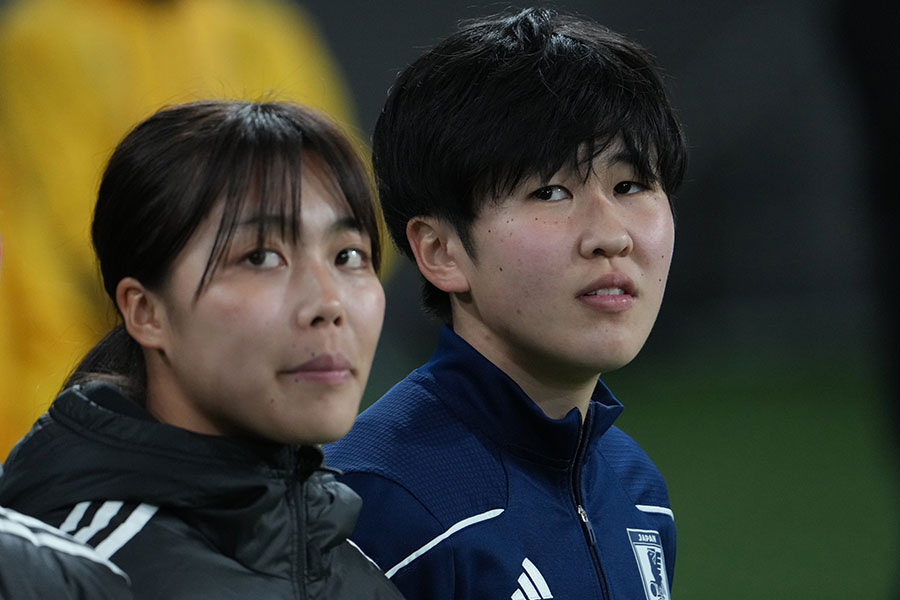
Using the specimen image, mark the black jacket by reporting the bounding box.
[0,383,403,600]
[0,505,132,599]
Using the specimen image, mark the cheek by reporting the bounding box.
[347,282,385,345]
[637,209,675,272]
[194,288,283,344]
[486,224,559,275]
[480,232,561,314]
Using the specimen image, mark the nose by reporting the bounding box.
[298,261,344,328]
[578,193,633,259]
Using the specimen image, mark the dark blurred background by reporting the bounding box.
[1,0,896,597]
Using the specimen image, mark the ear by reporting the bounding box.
[115,277,167,350]
[406,216,471,293]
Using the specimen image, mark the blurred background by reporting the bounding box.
[0,0,896,597]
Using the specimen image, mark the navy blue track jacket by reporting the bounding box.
[326,327,675,600]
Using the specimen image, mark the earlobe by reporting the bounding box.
[116,277,166,350]
[406,217,470,293]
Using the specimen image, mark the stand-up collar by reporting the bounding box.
[0,382,359,578]
[418,327,623,466]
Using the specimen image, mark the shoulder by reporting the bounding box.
[326,373,507,523]
[0,506,132,599]
[325,375,508,587]
[597,425,671,510]
[58,500,282,598]
[327,371,463,474]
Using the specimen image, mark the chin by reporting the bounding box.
[303,415,358,446]
[587,348,642,375]
[590,334,649,372]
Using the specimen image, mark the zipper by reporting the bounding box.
[287,453,307,600]
[571,407,610,599]
[577,505,597,545]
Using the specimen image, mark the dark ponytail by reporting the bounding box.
[64,324,146,400]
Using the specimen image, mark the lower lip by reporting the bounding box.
[579,293,635,312]
[281,369,352,385]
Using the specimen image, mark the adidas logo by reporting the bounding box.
[510,557,553,600]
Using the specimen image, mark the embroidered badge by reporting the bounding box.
[627,529,670,600]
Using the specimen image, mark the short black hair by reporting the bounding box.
[373,7,687,322]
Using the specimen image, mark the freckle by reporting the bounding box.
[516,309,522,315]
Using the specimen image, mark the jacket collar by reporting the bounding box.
[418,327,623,466]
[0,382,360,578]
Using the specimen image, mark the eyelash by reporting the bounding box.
[529,185,572,201]
[530,180,650,201]
[613,181,647,195]
[242,248,284,268]
[239,245,371,272]
[336,248,371,269]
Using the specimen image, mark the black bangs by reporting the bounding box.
[165,102,378,295]
[197,105,306,294]
[94,100,378,306]
[469,14,687,202]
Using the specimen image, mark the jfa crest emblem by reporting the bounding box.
[627,529,670,600]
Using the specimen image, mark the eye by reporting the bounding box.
[613,181,647,195]
[529,185,572,202]
[243,249,284,268]
[336,248,370,269]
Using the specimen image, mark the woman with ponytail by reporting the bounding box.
[0,100,402,599]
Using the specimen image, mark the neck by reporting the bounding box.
[144,351,228,436]
[450,322,597,421]
[490,355,596,420]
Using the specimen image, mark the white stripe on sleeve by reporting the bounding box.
[58,501,91,534]
[93,503,158,559]
[385,508,504,578]
[72,501,124,543]
[635,504,675,520]
[0,508,127,578]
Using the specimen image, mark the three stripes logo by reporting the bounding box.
[59,500,158,559]
[510,557,553,600]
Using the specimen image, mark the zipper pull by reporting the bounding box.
[577,505,597,546]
